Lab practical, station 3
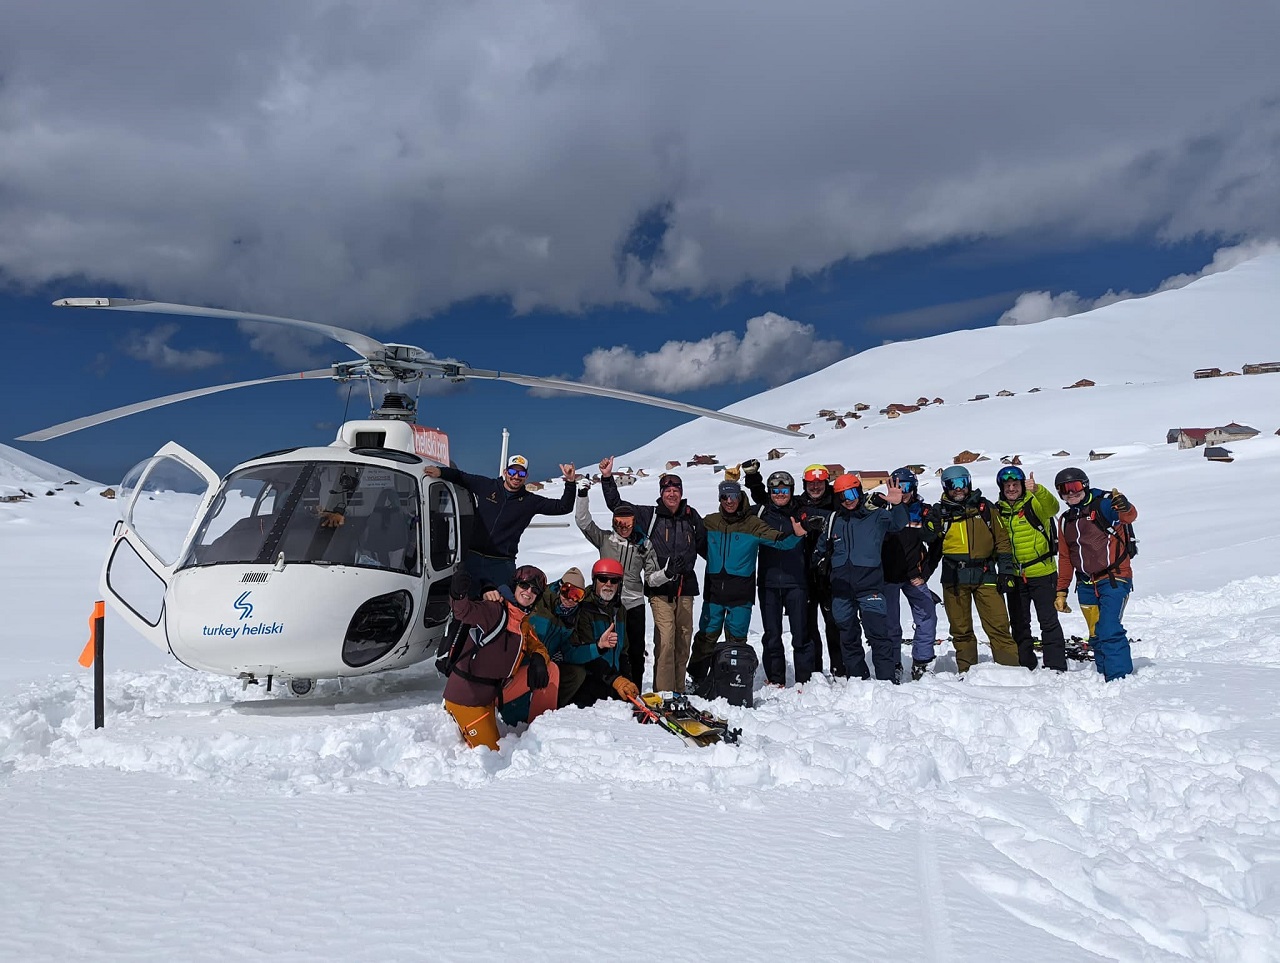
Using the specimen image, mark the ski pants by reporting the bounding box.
[807,580,846,676]
[942,582,1019,673]
[447,660,560,749]
[884,581,938,663]
[691,601,752,669]
[1077,578,1133,681]
[1006,573,1067,671]
[461,551,516,595]
[831,590,898,682]
[622,603,647,687]
[760,585,812,685]
[650,595,695,693]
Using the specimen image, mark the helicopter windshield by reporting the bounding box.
[180,461,421,575]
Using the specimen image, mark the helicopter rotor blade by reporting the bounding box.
[17,369,335,442]
[456,367,812,439]
[54,298,389,360]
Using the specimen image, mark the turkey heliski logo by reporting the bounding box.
[234,591,254,620]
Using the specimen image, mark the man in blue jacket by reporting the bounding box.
[814,474,908,682]
[425,454,576,592]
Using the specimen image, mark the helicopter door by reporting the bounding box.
[421,480,471,627]
[101,442,221,649]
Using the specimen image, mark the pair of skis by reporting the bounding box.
[629,693,741,747]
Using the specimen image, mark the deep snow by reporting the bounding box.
[3,254,1280,961]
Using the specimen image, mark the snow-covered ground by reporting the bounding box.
[4,254,1280,960]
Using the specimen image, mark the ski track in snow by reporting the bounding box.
[3,576,1280,959]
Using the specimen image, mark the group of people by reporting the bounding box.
[424,451,1139,749]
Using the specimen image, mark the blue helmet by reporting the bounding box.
[940,465,971,491]
[996,465,1026,487]
[890,467,918,494]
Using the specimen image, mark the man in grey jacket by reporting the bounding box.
[576,457,664,686]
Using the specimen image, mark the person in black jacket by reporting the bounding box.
[425,454,576,593]
[795,463,844,677]
[743,465,822,685]
[602,469,705,693]
[877,468,943,681]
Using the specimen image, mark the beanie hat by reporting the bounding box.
[560,567,586,590]
[718,480,743,500]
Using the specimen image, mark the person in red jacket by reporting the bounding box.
[1053,467,1138,681]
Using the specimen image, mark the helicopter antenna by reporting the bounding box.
[20,299,816,442]
[341,382,354,424]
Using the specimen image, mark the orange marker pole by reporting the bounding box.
[80,601,106,728]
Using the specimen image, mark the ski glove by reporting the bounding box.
[525,653,550,691]
[449,570,472,600]
[611,675,640,702]
[741,459,761,475]
[997,574,1018,594]
[803,514,827,534]
[1110,489,1130,513]
[1054,591,1072,613]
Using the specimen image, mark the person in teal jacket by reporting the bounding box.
[993,466,1065,671]
[687,481,806,687]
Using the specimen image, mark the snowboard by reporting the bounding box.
[630,693,742,747]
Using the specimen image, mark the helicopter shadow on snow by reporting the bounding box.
[230,667,446,717]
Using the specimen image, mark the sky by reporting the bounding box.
[1,0,1278,482]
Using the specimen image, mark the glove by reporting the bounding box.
[804,514,827,534]
[1110,489,1130,513]
[449,570,472,600]
[867,491,888,509]
[578,483,591,497]
[723,465,741,482]
[525,653,550,691]
[611,675,640,702]
[1054,591,1072,613]
[741,458,761,475]
[997,574,1017,594]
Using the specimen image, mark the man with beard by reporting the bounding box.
[559,559,642,707]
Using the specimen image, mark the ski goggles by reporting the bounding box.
[505,467,528,479]
[897,480,915,493]
[559,583,585,603]
[839,488,862,502]
[997,468,1025,485]
[770,486,792,495]
[594,574,623,585]
[1057,480,1087,495]
[942,476,970,491]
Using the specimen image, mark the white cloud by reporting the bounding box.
[0,2,1278,321]
[997,239,1280,325]
[575,312,844,393]
[121,324,224,370]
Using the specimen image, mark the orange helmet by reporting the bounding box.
[803,464,830,482]
[832,473,863,494]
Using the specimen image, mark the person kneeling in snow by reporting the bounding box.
[559,559,641,707]
[1053,468,1138,681]
[442,566,557,750]
[522,567,591,707]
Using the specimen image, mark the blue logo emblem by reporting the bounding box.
[234,591,254,621]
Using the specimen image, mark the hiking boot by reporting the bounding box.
[911,658,934,681]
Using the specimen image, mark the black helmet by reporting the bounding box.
[766,470,794,493]
[1054,467,1089,493]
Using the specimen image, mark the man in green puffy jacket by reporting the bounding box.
[993,466,1066,671]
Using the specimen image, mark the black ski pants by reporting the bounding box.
[806,582,846,677]
[760,585,813,685]
[622,603,647,687]
[1006,572,1067,671]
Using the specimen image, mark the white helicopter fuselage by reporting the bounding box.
[102,420,470,686]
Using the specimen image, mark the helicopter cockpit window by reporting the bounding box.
[180,461,421,576]
[426,482,458,571]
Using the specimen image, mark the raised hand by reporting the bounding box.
[599,455,614,477]
[791,517,807,537]
[741,458,761,475]
[560,463,577,482]
[1110,489,1130,512]
[1028,471,1037,491]
[884,478,904,505]
[599,625,619,649]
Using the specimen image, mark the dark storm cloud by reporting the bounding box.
[1,0,1277,336]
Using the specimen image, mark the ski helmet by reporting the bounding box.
[591,558,625,580]
[996,465,1026,488]
[767,470,794,493]
[890,467,917,493]
[832,473,863,504]
[1054,466,1090,494]
[512,565,547,594]
[940,465,972,491]
[803,464,830,482]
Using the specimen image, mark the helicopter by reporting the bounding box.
[18,298,809,696]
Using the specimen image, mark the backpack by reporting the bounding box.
[704,640,758,707]
[1086,498,1139,561]
[435,613,506,682]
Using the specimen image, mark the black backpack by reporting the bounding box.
[706,640,758,707]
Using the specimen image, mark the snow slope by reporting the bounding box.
[3,253,1280,961]
[0,440,96,495]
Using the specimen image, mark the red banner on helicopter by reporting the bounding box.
[411,425,450,464]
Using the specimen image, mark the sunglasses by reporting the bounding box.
[559,583,585,603]
[595,575,622,585]
[942,477,970,491]
[1058,480,1087,495]
[506,467,528,479]
[770,487,792,495]
[840,488,861,502]
[514,579,540,592]
[720,493,741,501]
